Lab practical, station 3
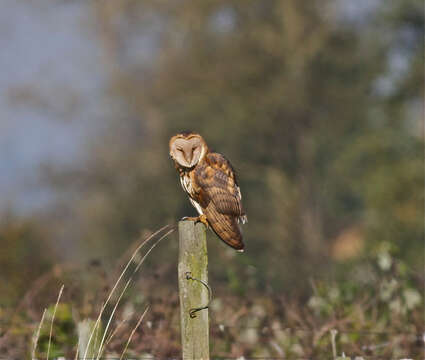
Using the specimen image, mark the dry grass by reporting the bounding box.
[31,308,46,359]
[24,223,176,360]
[46,284,64,360]
[83,224,176,359]
[119,305,150,360]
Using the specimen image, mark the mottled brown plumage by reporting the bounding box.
[169,132,247,251]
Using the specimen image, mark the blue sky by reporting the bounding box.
[0,0,108,212]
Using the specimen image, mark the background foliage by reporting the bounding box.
[0,0,423,358]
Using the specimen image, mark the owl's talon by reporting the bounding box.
[181,215,209,228]
[196,214,209,229]
[181,216,198,221]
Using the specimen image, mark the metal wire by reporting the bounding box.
[185,271,213,318]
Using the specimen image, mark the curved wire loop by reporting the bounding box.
[185,272,212,318]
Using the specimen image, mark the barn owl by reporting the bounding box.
[169,131,247,251]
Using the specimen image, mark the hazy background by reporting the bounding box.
[0,0,423,358]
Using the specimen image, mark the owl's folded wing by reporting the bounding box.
[195,153,246,218]
[203,202,244,250]
[195,152,246,250]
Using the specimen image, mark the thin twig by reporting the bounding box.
[46,284,64,360]
[31,308,47,359]
[119,306,149,360]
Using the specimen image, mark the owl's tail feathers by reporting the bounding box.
[204,206,245,251]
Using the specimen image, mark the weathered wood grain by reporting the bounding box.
[178,221,209,359]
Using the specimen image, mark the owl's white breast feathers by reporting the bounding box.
[180,174,193,194]
[180,173,203,215]
[189,198,203,215]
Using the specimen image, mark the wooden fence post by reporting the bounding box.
[178,220,210,359]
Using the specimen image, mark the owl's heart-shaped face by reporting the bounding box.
[169,133,207,168]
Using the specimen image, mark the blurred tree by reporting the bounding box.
[43,0,423,294]
[328,0,424,267]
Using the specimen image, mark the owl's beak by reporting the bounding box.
[182,151,189,164]
[181,148,193,165]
